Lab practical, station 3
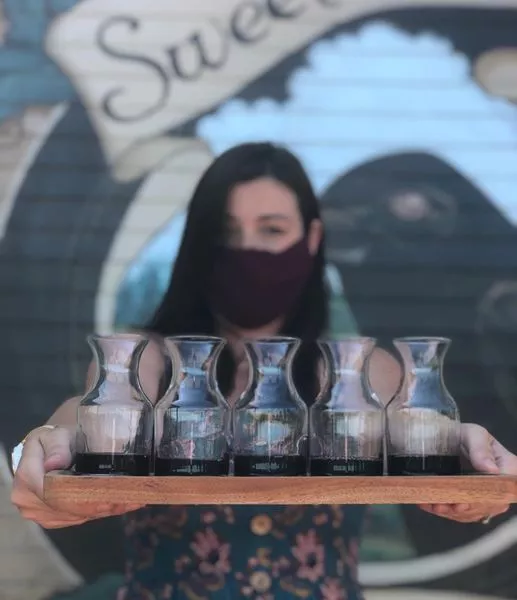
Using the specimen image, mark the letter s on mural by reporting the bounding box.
[1,0,517,598]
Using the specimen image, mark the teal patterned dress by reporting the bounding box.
[118,504,367,600]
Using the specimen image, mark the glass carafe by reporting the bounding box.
[233,337,308,476]
[386,337,461,475]
[75,333,153,476]
[310,337,385,476]
[154,336,230,476]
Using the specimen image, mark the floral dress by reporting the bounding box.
[118,505,367,600]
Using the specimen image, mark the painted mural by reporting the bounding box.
[1,1,517,599]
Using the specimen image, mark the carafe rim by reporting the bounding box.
[318,336,377,344]
[165,335,226,343]
[87,332,147,343]
[243,336,300,345]
[394,336,451,344]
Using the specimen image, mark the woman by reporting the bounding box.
[11,143,517,599]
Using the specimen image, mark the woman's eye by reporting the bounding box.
[262,226,285,236]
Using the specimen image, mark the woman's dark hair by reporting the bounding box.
[146,142,328,400]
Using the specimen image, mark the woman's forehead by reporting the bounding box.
[227,178,299,219]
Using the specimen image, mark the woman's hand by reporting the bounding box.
[419,423,517,523]
[11,425,143,529]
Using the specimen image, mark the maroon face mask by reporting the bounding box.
[210,239,314,330]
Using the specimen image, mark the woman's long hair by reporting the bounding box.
[146,142,328,401]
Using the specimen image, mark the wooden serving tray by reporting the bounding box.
[44,472,517,505]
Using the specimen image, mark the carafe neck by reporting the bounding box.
[165,336,226,406]
[244,337,301,407]
[88,333,147,391]
[394,337,451,406]
[318,337,377,409]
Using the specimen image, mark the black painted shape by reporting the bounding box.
[0,102,139,580]
[321,151,517,587]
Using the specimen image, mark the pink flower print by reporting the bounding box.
[333,536,359,580]
[330,505,344,528]
[291,529,325,583]
[349,538,359,561]
[202,511,217,524]
[275,506,305,527]
[224,507,235,523]
[313,512,329,526]
[125,509,153,534]
[320,578,347,600]
[217,506,235,524]
[116,587,127,600]
[236,571,253,596]
[124,517,136,536]
[271,556,290,577]
[134,541,155,570]
[124,560,134,579]
[346,538,359,578]
[175,555,191,574]
[131,583,156,600]
[153,507,188,539]
[190,528,231,575]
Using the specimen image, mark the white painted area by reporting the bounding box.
[0,444,81,600]
[94,139,213,333]
[360,515,517,585]
[198,22,517,224]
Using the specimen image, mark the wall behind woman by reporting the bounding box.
[1,1,517,599]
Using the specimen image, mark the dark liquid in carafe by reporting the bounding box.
[154,456,230,476]
[310,457,383,476]
[388,454,461,475]
[74,452,150,476]
[234,455,306,476]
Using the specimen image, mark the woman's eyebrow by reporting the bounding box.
[257,214,290,221]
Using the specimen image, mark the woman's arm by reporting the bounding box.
[368,348,402,405]
[367,347,517,523]
[11,335,166,528]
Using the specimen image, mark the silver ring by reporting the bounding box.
[481,516,493,525]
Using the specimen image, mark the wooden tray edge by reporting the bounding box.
[44,472,517,505]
